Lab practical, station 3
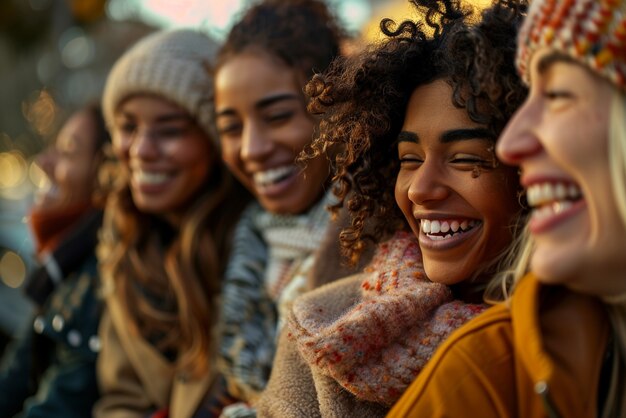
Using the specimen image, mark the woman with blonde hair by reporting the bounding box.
[94,29,249,418]
[389,0,626,416]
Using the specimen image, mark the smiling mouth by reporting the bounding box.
[526,181,583,220]
[132,170,172,186]
[253,165,297,187]
[419,219,481,241]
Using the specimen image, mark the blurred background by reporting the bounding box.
[0,0,488,350]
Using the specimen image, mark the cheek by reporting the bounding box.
[220,142,243,174]
[477,174,520,236]
[112,134,131,160]
[285,117,315,152]
[394,174,411,215]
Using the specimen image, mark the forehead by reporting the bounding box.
[214,50,302,108]
[402,80,480,135]
[529,48,615,96]
[116,94,188,121]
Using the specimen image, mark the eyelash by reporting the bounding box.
[452,157,486,164]
[267,112,293,122]
[543,90,572,100]
[218,124,242,137]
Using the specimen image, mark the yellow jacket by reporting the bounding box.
[387,274,610,418]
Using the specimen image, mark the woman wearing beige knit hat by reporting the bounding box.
[94,29,250,418]
[389,0,626,416]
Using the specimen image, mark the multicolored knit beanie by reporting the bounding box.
[517,0,626,90]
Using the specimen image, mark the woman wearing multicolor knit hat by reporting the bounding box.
[255,0,529,416]
[388,0,626,416]
[93,29,250,418]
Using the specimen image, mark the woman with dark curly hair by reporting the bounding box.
[256,0,528,416]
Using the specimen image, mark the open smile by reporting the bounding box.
[526,181,585,233]
[417,218,482,250]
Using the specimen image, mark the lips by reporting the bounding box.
[525,181,585,232]
[133,170,172,185]
[253,165,298,187]
[415,217,482,250]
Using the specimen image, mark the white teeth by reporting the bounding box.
[555,183,566,200]
[531,200,574,221]
[526,182,582,207]
[134,170,170,185]
[419,218,478,239]
[253,165,296,187]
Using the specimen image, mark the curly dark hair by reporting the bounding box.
[216,0,346,81]
[304,0,528,264]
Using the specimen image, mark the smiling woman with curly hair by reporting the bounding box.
[306,0,527,272]
[256,0,529,416]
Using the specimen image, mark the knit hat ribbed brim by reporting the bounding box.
[102,29,219,139]
[517,0,626,90]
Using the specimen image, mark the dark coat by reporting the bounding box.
[0,210,103,418]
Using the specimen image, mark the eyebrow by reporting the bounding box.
[397,128,493,144]
[117,111,191,124]
[536,52,578,77]
[216,93,301,118]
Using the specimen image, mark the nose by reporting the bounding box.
[497,99,543,167]
[406,160,450,205]
[36,147,57,179]
[241,121,274,163]
[129,129,159,160]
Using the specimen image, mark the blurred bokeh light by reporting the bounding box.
[0,250,27,289]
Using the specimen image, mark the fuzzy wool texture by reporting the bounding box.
[101,29,219,139]
[289,231,487,406]
[518,0,626,90]
[218,193,333,408]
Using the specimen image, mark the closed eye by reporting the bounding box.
[218,123,242,137]
[266,111,293,124]
[399,154,423,166]
[543,89,573,100]
[451,157,486,164]
[119,123,137,135]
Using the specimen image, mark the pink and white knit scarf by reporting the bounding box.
[290,231,487,406]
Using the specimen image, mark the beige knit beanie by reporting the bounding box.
[102,28,219,139]
[517,0,626,90]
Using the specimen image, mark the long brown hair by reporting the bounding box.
[99,127,250,378]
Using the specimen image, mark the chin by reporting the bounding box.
[423,262,467,286]
[530,256,572,286]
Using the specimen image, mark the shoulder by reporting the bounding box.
[292,273,365,328]
[426,303,514,368]
[388,303,515,417]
